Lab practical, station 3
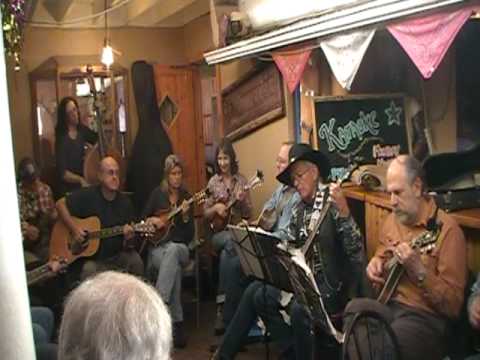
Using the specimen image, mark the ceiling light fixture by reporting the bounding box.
[101,0,113,68]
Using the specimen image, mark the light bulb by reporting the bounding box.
[101,43,114,68]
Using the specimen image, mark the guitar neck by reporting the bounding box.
[27,263,53,286]
[88,225,125,240]
[167,197,195,220]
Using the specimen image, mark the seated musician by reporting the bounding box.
[17,157,57,264]
[55,96,97,197]
[142,154,194,349]
[221,141,300,331]
[213,143,365,360]
[346,155,467,360]
[203,138,253,334]
[56,156,143,281]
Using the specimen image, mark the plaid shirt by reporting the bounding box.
[18,180,56,235]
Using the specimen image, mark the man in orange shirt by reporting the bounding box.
[346,155,467,360]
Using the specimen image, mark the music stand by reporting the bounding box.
[228,224,344,344]
[228,224,294,292]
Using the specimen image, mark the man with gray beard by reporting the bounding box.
[345,155,467,360]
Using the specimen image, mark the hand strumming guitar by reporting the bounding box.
[393,242,426,285]
[214,203,228,218]
[329,183,350,218]
[70,226,88,255]
[366,256,385,290]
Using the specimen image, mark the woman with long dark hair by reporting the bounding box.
[203,138,252,335]
[142,154,195,348]
[55,96,97,196]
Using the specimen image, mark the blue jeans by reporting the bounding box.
[31,306,54,345]
[148,242,189,322]
[211,230,235,302]
[219,281,314,359]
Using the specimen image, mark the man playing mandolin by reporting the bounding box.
[56,156,144,281]
[142,154,195,349]
[346,155,467,360]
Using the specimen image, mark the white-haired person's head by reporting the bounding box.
[58,271,172,360]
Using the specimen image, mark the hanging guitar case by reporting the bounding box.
[423,144,480,212]
[127,61,173,213]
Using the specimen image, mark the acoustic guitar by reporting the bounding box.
[210,170,264,233]
[49,217,155,264]
[377,224,441,304]
[27,257,68,286]
[148,189,210,247]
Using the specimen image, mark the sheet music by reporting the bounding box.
[289,248,345,343]
[229,225,266,280]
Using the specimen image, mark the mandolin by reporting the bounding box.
[49,216,155,264]
[210,170,264,233]
[148,188,210,247]
[377,223,441,304]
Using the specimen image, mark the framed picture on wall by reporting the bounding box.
[222,64,285,140]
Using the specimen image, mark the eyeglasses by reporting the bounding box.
[104,169,120,177]
[290,167,311,183]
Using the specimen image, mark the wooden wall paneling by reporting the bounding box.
[153,65,206,195]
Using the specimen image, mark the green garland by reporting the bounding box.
[1,0,26,70]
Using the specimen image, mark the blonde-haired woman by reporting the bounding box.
[143,154,194,349]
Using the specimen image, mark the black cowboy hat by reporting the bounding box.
[277,143,331,186]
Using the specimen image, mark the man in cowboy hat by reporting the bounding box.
[213,143,366,359]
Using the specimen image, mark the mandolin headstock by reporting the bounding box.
[248,170,264,190]
[194,188,211,205]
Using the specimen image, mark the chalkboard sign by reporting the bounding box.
[313,94,409,180]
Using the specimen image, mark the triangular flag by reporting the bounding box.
[272,46,312,93]
[319,28,376,90]
[388,6,474,79]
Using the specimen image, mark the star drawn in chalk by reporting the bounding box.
[385,101,403,126]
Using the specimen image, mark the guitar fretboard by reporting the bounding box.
[27,264,52,286]
[87,226,125,240]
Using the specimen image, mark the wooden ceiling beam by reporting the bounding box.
[127,0,198,26]
[43,0,75,22]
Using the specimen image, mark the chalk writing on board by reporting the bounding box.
[318,111,380,152]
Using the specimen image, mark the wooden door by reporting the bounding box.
[153,65,206,193]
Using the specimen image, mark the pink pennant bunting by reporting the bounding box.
[388,6,475,79]
[273,48,312,93]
